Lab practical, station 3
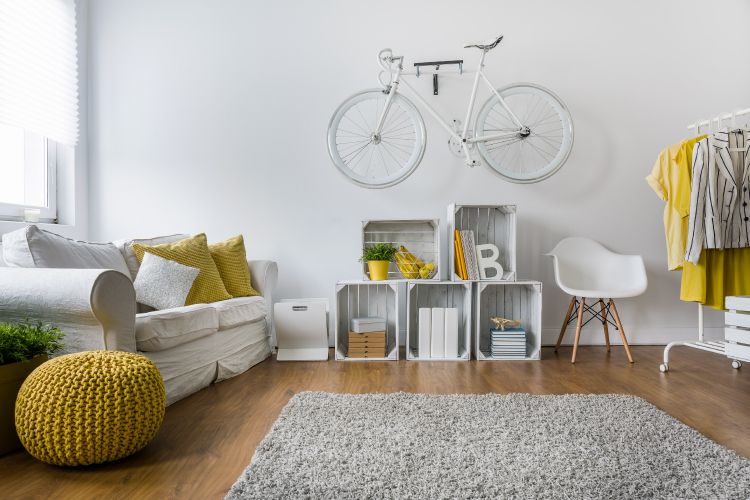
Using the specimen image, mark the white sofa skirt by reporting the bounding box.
[144,319,271,405]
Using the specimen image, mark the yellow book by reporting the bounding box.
[454,229,468,280]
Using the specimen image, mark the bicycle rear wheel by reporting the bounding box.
[475,83,573,183]
[327,89,426,189]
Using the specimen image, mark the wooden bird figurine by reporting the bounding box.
[490,317,521,331]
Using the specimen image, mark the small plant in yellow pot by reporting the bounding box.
[361,243,397,281]
[0,321,63,455]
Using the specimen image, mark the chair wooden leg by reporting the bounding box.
[609,299,634,363]
[555,296,577,352]
[571,297,585,363]
[599,299,610,352]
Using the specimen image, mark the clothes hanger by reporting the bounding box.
[722,111,747,153]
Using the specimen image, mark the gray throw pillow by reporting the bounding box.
[134,253,200,310]
[2,225,131,277]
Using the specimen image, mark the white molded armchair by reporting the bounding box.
[546,237,647,363]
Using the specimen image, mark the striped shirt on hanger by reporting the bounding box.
[685,129,750,263]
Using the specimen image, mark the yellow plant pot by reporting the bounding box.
[367,260,390,281]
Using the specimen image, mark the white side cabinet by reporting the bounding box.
[335,281,400,361]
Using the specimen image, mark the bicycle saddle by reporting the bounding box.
[464,35,503,51]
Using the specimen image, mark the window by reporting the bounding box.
[0,0,78,222]
[0,123,56,221]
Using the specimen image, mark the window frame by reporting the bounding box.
[0,137,57,223]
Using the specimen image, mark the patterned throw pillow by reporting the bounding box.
[208,235,260,297]
[131,233,231,305]
[133,253,200,310]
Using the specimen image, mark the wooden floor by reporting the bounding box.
[1,346,749,499]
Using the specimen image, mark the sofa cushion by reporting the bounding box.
[208,235,260,297]
[2,225,131,277]
[134,253,200,310]
[136,304,218,352]
[131,233,232,305]
[113,234,188,280]
[213,296,266,330]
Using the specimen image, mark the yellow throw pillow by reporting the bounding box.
[209,235,260,297]
[131,233,231,305]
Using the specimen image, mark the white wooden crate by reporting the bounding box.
[335,281,399,361]
[447,204,516,281]
[406,281,471,361]
[725,296,750,364]
[475,281,542,361]
[362,219,440,281]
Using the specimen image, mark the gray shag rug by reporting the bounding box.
[226,392,750,499]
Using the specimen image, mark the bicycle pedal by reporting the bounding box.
[466,160,480,168]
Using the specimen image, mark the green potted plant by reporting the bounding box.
[360,243,397,281]
[0,321,64,455]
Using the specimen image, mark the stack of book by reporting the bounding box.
[453,229,480,280]
[348,317,387,358]
[490,328,527,359]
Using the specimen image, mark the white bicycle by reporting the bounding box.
[327,35,574,188]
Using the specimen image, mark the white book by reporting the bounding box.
[430,308,445,358]
[418,308,432,358]
[444,308,459,358]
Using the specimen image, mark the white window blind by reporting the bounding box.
[0,0,78,147]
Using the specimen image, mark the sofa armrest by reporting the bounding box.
[248,260,278,301]
[248,259,278,344]
[0,268,136,354]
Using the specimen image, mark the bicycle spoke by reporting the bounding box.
[524,139,555,162]
[354,104,374,135]
[342,140,372,164]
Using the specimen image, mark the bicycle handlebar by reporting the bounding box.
[378,48,403,72]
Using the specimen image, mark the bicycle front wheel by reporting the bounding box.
[475,83,573,183]
[327,89,426,189]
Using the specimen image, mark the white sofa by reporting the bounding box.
[0,228,277,405]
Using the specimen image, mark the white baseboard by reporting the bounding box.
[541,326,724,346]
[329,327,725,348]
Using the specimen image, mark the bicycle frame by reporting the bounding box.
[374,50,525,165]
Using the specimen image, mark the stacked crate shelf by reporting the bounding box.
[406,281,472,361]
[447,204,516,281]
[475,281,542,361]
[335,281,399,361]
[362,219,440,281]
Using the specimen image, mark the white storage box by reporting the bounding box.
[725,296,750,364]
[351,317,386,333]
[335,281,399,361]
[475,281,542,360]
[274,299,329,361]
[406,281,471,360]
[362,219,440,281]
[448,204,516,281]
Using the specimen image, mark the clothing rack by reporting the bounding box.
[659,108,750,372]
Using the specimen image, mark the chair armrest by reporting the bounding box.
[0,268,136,353]
[248,259,278,344]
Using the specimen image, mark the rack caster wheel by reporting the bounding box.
[732,360,742,369]
[659,363,669,373]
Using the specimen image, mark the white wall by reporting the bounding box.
[87,0,750,344]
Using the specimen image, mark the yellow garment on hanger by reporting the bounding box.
[681,248,750,310]
[646,135,706,270]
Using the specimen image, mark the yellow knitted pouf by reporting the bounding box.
[15,351,165,466]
